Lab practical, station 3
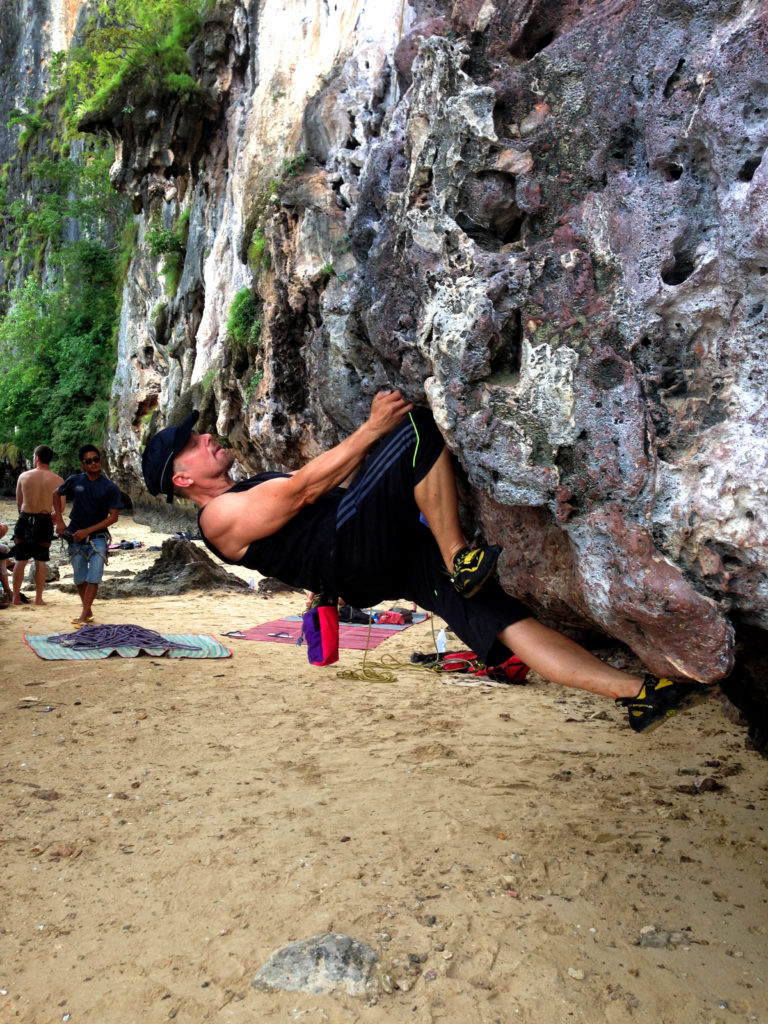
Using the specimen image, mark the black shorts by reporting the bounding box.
[334,408,446,601]
[334,408,531,665]
[11,512,54,562]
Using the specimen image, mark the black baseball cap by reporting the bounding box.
[142,410,199,503]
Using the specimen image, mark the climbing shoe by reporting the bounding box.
[450,544,502,598]
[618,674,709,734]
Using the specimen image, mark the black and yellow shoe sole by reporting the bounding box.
[626,683,711,734]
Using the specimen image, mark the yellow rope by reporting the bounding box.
[335,612,401,682]
[333,610,479,683]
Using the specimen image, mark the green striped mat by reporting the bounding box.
[24,633,232,661]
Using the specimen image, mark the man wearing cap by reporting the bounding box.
[54,444,122,625]
[142,392,709,733]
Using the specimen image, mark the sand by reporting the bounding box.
[1,499,766,1024]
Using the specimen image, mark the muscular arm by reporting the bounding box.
[53,490,67,534]
[201,390,413,561]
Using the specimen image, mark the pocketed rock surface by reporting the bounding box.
[1,501,767,1023]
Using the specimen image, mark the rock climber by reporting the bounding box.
[142,391,708,732]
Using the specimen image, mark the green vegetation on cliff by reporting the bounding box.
[0,240,121,468]
[55,0,205,128]
[0,136,130,472]
[0,0,207,471]
[227,288,262,350]
[146,208,191,296]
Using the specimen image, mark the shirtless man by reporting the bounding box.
[11,445,64,605]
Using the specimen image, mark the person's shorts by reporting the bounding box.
[333,407,531,664]
[11,513,54,562]
[69,535,108,585]
[334,407,446,601]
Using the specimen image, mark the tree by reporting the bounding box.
[0,1,208,468]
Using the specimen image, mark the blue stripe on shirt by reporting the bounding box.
[336,418,416,530]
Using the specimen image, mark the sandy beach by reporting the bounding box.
[1,499,766,1024]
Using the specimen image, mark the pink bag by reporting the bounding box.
[302,600,339,666]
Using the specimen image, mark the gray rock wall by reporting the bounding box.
[0,0,81,166]
[107,0,768,703]
[4,0,768,734]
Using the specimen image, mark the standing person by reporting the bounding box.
[54,444,122,626]
[10,445,64,606]
[142,392,711,733]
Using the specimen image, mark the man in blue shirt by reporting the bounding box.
[54,444,122,626]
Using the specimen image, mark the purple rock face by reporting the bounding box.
[327,1,768,688]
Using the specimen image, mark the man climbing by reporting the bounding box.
[142,391,709,732]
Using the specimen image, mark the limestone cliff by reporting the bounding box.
[0,0,81,166]
[5,0,768,739]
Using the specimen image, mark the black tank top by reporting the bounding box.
[198,473,344,594]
